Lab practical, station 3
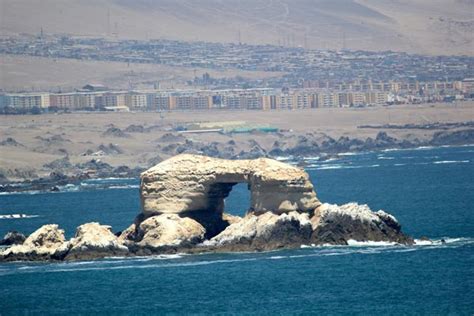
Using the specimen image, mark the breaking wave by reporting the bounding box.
[306,164,380,170]
[0,214,39,219]
[433,160,470,164]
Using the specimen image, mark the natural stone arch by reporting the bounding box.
[140,154,321,218]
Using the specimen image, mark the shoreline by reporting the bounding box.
[1,102,473,186]
[1,143,473,195]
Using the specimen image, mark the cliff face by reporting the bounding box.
[0,154,414,262]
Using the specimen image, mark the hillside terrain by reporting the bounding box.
[1,0,473,55]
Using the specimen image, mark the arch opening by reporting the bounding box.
[224,182,251,217]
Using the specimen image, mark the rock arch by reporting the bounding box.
[140,154,321,218]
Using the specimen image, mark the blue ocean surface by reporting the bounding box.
[0,146,473,315]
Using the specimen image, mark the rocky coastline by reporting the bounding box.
[0,154,414,262]
[1,126,473,194]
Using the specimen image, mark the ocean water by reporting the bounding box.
[0,146,473,315]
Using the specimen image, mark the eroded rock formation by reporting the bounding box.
[310,203,413,245]
[1,224,69,261]
[0,154,414,262]
[121,214,206,255]
[140,154,320,217]
[205,211,313,251]
[65,222,128,260]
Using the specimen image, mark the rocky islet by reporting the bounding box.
[0,154,414,262]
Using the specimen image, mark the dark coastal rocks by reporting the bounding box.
[158,133,185,142]
[147,154,163,166]
[124,124,147,133]
[102,127,129,138]
[35,134,71,143]
[0,137,24,147]
[430,129,474,146]
[98,143,123,155]
[76,159,114,176]
[0,231,26,246]
[44,156,72,170]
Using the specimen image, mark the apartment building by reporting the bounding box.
[127,93,147,109]
[7,93,50,109]
[174,95,212,110]
[316,92,340,108]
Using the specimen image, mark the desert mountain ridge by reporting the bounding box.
[1,0,473,56]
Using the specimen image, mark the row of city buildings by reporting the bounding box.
[1,79,473,113]
[0,89,395,111]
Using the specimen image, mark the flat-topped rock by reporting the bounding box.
[140,154,320,217]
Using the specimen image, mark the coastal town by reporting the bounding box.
[1,1,474,314]
[1,79,473,114]
[1,33,473,114]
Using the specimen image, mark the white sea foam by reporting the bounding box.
[414,237,474,247]
[414,239,433,246]
[313,165,345,170]
[433,160,469,164]
[0,214,39,219]
[346,240,398,247]
[84,177,135,182]
[413,146,435,150]
[108,185,140,189]
[308,164,380,171]
[274,156,293,161]
[338,152,361,156]
[0,190,42,196]
[269,256,286,260]
[381,148,404,152]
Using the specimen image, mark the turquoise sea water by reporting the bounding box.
[0,146,473,315]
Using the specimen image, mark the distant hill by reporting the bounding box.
[1,0,473,55]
